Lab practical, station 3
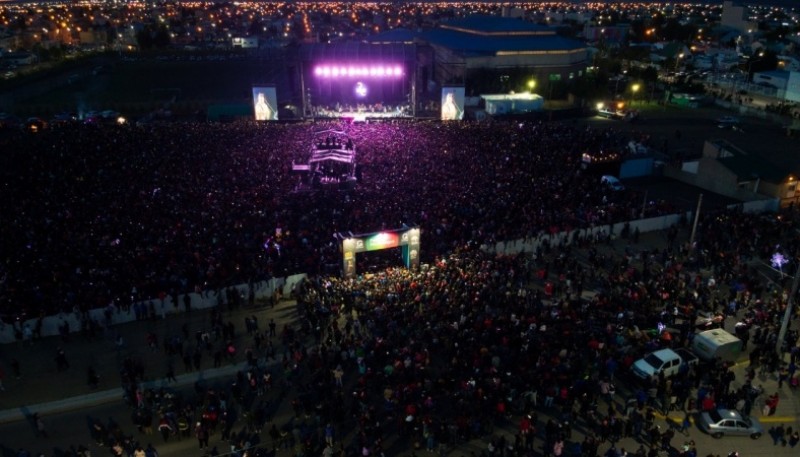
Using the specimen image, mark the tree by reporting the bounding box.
[136,27,154,50]
[152,25,171,48]
[136,24,171,50]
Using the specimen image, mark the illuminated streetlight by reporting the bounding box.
[631,83,640,106]
[527,79,536,93]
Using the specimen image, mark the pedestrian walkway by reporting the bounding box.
[0,298,299,422]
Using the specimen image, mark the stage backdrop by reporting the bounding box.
[252,86,278,121]
[441,86,465,120]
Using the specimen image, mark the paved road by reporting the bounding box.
[574,103,798,170]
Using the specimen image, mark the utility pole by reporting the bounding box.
[641,190,648,219]
[689,193,703,248]
[776,261,800,356]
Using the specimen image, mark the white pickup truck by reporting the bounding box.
[631,348,699,380]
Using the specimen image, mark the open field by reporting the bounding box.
[3,55,289,117]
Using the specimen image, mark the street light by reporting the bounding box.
[675,53,685,72]
[527,79,536,93]
[631,83,640,106]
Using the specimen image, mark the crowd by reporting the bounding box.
[4,209,799,457]
[278,207,800,457]
[0,119,650,321]
[3,119,800,457]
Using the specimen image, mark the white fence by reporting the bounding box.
[2,198,779,344]
[482,200,777,256]
[0,274,307,344]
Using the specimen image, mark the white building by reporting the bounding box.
[232,36,258,49]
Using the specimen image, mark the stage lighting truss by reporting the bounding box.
[314,64,404,79]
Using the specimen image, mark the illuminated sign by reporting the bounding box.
[364,232,400,251]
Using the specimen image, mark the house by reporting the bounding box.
[752,70,800,102]
[670,139,798,207]
[2,51,37,66]
[721,1,757,34]
[232,36,258,49]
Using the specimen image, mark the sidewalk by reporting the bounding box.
[0,298,299,421]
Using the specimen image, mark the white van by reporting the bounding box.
[691,329,742,362]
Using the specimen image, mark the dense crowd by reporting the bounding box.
[0,120,655,320]
[278,208,800,457]
[3,119,800,457]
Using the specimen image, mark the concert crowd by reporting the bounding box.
[1,119,799,457]
[1,120,654,321]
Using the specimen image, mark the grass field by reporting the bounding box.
[10,57,289,117]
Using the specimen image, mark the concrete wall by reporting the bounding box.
[663,162,768,203]
[0,274,307,345]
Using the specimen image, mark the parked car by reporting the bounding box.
[717,116,741,129]
[697,409,763,439]
[598,108,624,120]
[631,348,699,380]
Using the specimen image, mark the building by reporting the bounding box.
[481,93,544,115]
[424,15,588,91]
[753,69,800,102]
[232,36,258,49]
[583,23,631,47]
[721,1,756,34]
[669,139,799,207]
[368,15,589,96]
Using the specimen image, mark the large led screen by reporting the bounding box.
[441,86,465,121]
[252,86,278,121]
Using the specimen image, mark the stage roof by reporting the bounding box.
[298,42,417,62]
[365,28,418,45]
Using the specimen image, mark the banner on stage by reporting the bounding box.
[441,86,465,121]
[252,86,278,121]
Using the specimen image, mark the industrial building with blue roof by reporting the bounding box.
[368,14,589,93]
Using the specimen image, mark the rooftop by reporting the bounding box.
[423,28,585,56]
[717,155,789,182]
[438,15,554,36]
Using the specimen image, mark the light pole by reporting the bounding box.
[527,79,536,93]
[689,193,703,248]
[631,83,640,107]
[746,52,764,84]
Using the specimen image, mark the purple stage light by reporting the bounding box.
[313,63,404,78]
